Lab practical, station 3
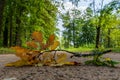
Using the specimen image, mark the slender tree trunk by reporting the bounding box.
[15,17,22,46]
[72,22,76,48]
[93,0,104,48]
[14,4,23,46]
[95,26,100,48]
[107,28,111,48]
[95,13,103,48]
[3,19,8,47]
[9,3,13,47]
[9,16,13,47]
[0,0,6,39]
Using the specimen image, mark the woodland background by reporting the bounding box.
[0,0,120,52]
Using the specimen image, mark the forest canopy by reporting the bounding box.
[60,0,120,48]
[0,0,57,47]
[0,0,120,49]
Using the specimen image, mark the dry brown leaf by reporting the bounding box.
[40,52,55,65]
[11,46,30,60]
[46,34,55,47]
[6,32,63,67]
[50,41,60,50]
[56,53,67,64]
[11,46,40,66]
[5,60,30,67]
[40,34,55,50]
[26,41,38,48]
[32,31,43,46]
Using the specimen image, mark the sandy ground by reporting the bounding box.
[0,52,120,80]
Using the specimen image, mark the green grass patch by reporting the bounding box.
[64,47,94,52]
[0,47,15,54]
[112,48,120,53]
[63,46,120,53]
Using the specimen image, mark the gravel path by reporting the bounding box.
[0,53,120,80]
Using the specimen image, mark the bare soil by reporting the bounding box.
[0,52,120,80]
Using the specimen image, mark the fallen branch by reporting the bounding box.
[73,49,112,57]
[36,49,112,59]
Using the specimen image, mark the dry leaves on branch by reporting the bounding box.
[5,31,79,67]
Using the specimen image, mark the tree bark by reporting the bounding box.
[0,0,6,39]
[14,5,23,46]
[95,26,100,48]
[9,15,13,47]
[72,22,76,48]
[9,3,13,47]
[3,19,8,47]
[15,18,22,46]
[107,28,111,48]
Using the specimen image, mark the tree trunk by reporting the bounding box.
[3,19,8,47]
[107,28,111,48]
[14,5,23,46]
[9,16,13,47]
[93,0,104,49]
[95,26,100,48]
[0,0,6,39]
[72,22,76,48]
[15,18,22,46]
[95,12,103,48]
[9,3,13,47]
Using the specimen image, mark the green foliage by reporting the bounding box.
[0,0,58,47]
[85,49,120,67]
[85,57,120,67]
[61,0,120,49]
[62,7,96,48]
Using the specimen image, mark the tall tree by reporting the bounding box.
[0,0,6,44]
[90,0,120,48]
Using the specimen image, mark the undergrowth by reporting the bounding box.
[85,49,120,67]
[0,48,15,54]
[64,47,120,53]
[64,47,93,52]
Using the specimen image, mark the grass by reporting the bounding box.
[64,47,120,53]
[0,47,15,54]
[64,47,94,52]
[112,47,120,53]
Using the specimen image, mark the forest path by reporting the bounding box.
[0,54,20,68]
[0,52,120,67]
[0,53,120,80]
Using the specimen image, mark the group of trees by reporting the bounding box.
[61,0,120,48]
[0,0,57,47]
[0,0,120,49]
[62,7,96,48]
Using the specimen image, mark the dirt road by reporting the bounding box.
[0,53,120,80]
